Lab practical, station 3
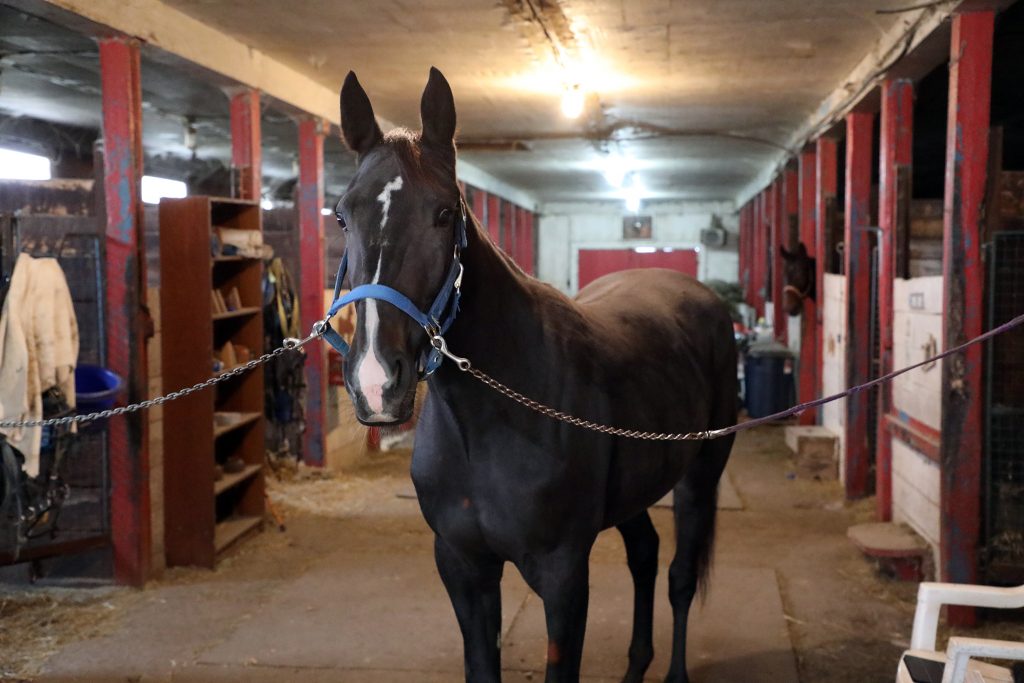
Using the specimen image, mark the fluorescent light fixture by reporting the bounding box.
[0,148,51,180]
[320,207,333,216]
[634,246,657,254]
[561,84,585,119]
[140,175,186,204]
[602,154,630,189]
[261,198,274,211]
[663,247,674,253]
[622,174,638,214]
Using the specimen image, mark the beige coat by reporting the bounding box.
[0,254,78,476]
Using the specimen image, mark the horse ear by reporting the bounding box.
[420,67,456,149]
[340,71,383,158]
[779,244,792,260]
[797,242,809,257]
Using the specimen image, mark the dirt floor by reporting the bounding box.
[1,425,1021,682]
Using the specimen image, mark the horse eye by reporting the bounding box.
[435,208,453,226]
[335,210,348,232]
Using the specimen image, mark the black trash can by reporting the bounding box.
[744,341,795,418]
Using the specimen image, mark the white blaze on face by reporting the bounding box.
[355,174,404,419]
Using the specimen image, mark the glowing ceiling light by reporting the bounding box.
[561,84,585,119]
[140,175,186,204]
[602,154,630,189]
[624,175,644,214]
[634,246,657,254]
[261,198,274,211]
[0,148,51,180]
[321,207,333,216]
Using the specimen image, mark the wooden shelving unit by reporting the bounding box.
[160,196,265,568]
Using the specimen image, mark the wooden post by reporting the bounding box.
[229,89,261,201]
[298,117,327,466]
[487,193,501,245]
[740,203,750,304]
[844,111,874,500]
[878,78,914,521]
[941,9,993,626]
[815,138,838,423]
[770,175,786,342]
[754,190,766,319]
[99,37,150,586]
[798,149,818,425]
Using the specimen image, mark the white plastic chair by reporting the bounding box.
[896,581,1024,683]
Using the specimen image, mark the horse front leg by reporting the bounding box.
[523,547,592,683]
[434,536,504,683]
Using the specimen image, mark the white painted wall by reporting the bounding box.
[536,200,738,295]
[892,277,944,430]
[890,275,943,568]
[821,274,847,482]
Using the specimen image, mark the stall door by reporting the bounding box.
[577,248,698,290]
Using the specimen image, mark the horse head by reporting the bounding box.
[779,242,815,316]
[335,67,463,424]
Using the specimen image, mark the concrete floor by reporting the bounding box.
[14,426,926,682]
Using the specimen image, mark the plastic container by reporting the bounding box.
[743,341,795,418]
[74,365,123,414]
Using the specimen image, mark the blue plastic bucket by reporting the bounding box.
[75,365,123,414]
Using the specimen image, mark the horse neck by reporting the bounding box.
[442,217,544,370]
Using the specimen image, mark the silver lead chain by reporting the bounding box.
[428,334,721,441]
[0,319,329,430]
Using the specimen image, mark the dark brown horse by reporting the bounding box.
[779,242,816,316]
[335,67,737,683]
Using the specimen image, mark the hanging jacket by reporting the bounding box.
[0,254,78,476]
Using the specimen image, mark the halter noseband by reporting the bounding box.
[783,283,811,302]
[320,200,468,379]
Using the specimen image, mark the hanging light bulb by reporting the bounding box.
[624,174,644,214]
[561,84,585,119]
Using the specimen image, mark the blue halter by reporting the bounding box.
[320,201,468,379]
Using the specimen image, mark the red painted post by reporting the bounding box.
[739,204,749,303]
[487,194,501,245]
[519,207,535,275]
[503,200,516,262]
[298,117,327,466]
[753,191,765,319]
[776,172,796,343]
[99,37,150,586]
[815,138,838,417]
[471,187,486,229]
[878,78,914,521]
[941,10,993,626]
[798,149,818,425]
[844,111,874,500]
[229,89,262,201]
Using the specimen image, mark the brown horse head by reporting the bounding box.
[779,242,815,316]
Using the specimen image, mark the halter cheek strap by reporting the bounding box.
[320,201,468,379]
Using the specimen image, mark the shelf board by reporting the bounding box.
[212,255,260,264]
[212,306,260,321]
[213,411,261,438]
[214,464,262,496]
[214,515,261,554]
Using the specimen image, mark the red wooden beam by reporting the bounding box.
[739,204,749,304]
[503,199,516,260]
[798,149,818,425]
[770,175,786,342]
[815,138,838,418]
[878,78,914,522]
[486,193,501,245]
[941,10,993,625]
[471,186,486,229]
[298,117,327,466]
[844,111,874,500]
[518,207,535,275]
[229,89,262,201]
[753,191,765,319]
[99,37,150,586]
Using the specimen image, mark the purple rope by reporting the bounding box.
[711,311,1024,438]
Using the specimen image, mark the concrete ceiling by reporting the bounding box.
[0,0,944,204]
[157,0,923,203]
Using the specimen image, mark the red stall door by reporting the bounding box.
[577,248,698,290]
